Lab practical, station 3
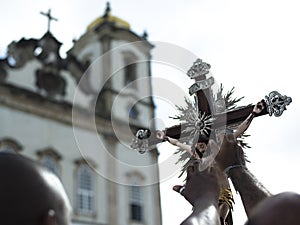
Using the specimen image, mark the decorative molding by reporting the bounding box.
[71,219,105,225]
[0,138,23,152]
[126,170,145,182]
[35,68,66,96]
[74,157,97,169]
[0,83,120,135]
[187,58,211,79]
[265,91,292,117]
[130,129,151,154]
[188,76,214,95]
[36,146,62,160]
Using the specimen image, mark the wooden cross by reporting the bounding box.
[40,9,58,32]
[131,59,292,153]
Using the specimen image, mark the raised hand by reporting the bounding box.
[173,161,221,225]
[173,161,220,206]
[215,133,246,172]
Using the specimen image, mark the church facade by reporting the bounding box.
[0,4,162,225]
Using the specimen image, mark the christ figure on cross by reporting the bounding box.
[156,99,265,225]
[131,58,292,225]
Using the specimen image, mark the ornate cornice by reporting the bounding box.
[36,146,62,160]
[0,83,146,142]
[0,137,23,152]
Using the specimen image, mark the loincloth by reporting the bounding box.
[219,187,234,209]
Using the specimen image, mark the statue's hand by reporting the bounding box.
[253,100,265,114]
[156,130,165,140]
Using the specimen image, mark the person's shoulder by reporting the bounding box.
[272,192,300,205]
[247,192,300,225]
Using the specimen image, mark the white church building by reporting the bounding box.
[0,3,162,225]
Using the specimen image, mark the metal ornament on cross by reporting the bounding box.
[131,59,292,154]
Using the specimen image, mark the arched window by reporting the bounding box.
[76,163,95,214]
[127,172,145,223]
[40,156,60,176]
[37,147,61,177]
[123,52,137,87]
[0,138,22,154]
[129,105,139,120]
[125,63,137,85]
[0,145,16,153]
[129,185,144,222]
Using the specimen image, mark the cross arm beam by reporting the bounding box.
[131,90,292,154]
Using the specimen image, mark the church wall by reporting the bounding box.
[69,31,102,59]
[143,185,161,225]
[4,56,91,109]
[0,9,161,224]
[6,60,42,93]
[0,104,109,225]
[108,39,154,127]
[110,39,152,95]
[114,142,161,225]
[60,69,78,103]
[74,41,104,94]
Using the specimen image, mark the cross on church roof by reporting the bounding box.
[40,9,58,32]
[104,2,111,17]
[131,59,292,154]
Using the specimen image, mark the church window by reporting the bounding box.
[40,156,60,176]
[129,105,139,119]
[127,172,145,223]
[0,145,16,153]
[34,46,43,57]
[123,52,137,87]
[76,163,95,214]
[7,56,17,67]
[36,147,61,177]
[0,138,22,154]
[124,63,137,86]
[129,185,144,222]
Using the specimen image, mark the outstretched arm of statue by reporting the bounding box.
[156,131,200,159]
[233,100,265,139]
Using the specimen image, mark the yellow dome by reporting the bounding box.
[87,3,130,31]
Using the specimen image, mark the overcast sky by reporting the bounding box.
[1,1,300,224]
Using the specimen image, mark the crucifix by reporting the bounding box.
[131,58,292,225]
[131,58,292,154]
[40,9,58,32]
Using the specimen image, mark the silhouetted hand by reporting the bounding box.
[173,161,220,206]
[215,133,246,171]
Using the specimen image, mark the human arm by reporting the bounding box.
[180,196,221,225]
[228,166,272,217]
[246,192,300,225]
[215,135,271,217]
[173,162,221,225]
[233,100,265,139]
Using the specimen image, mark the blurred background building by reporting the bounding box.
[0,3,162,225]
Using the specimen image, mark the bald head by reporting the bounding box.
[0,153,71,225]
[246,192,300,225]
